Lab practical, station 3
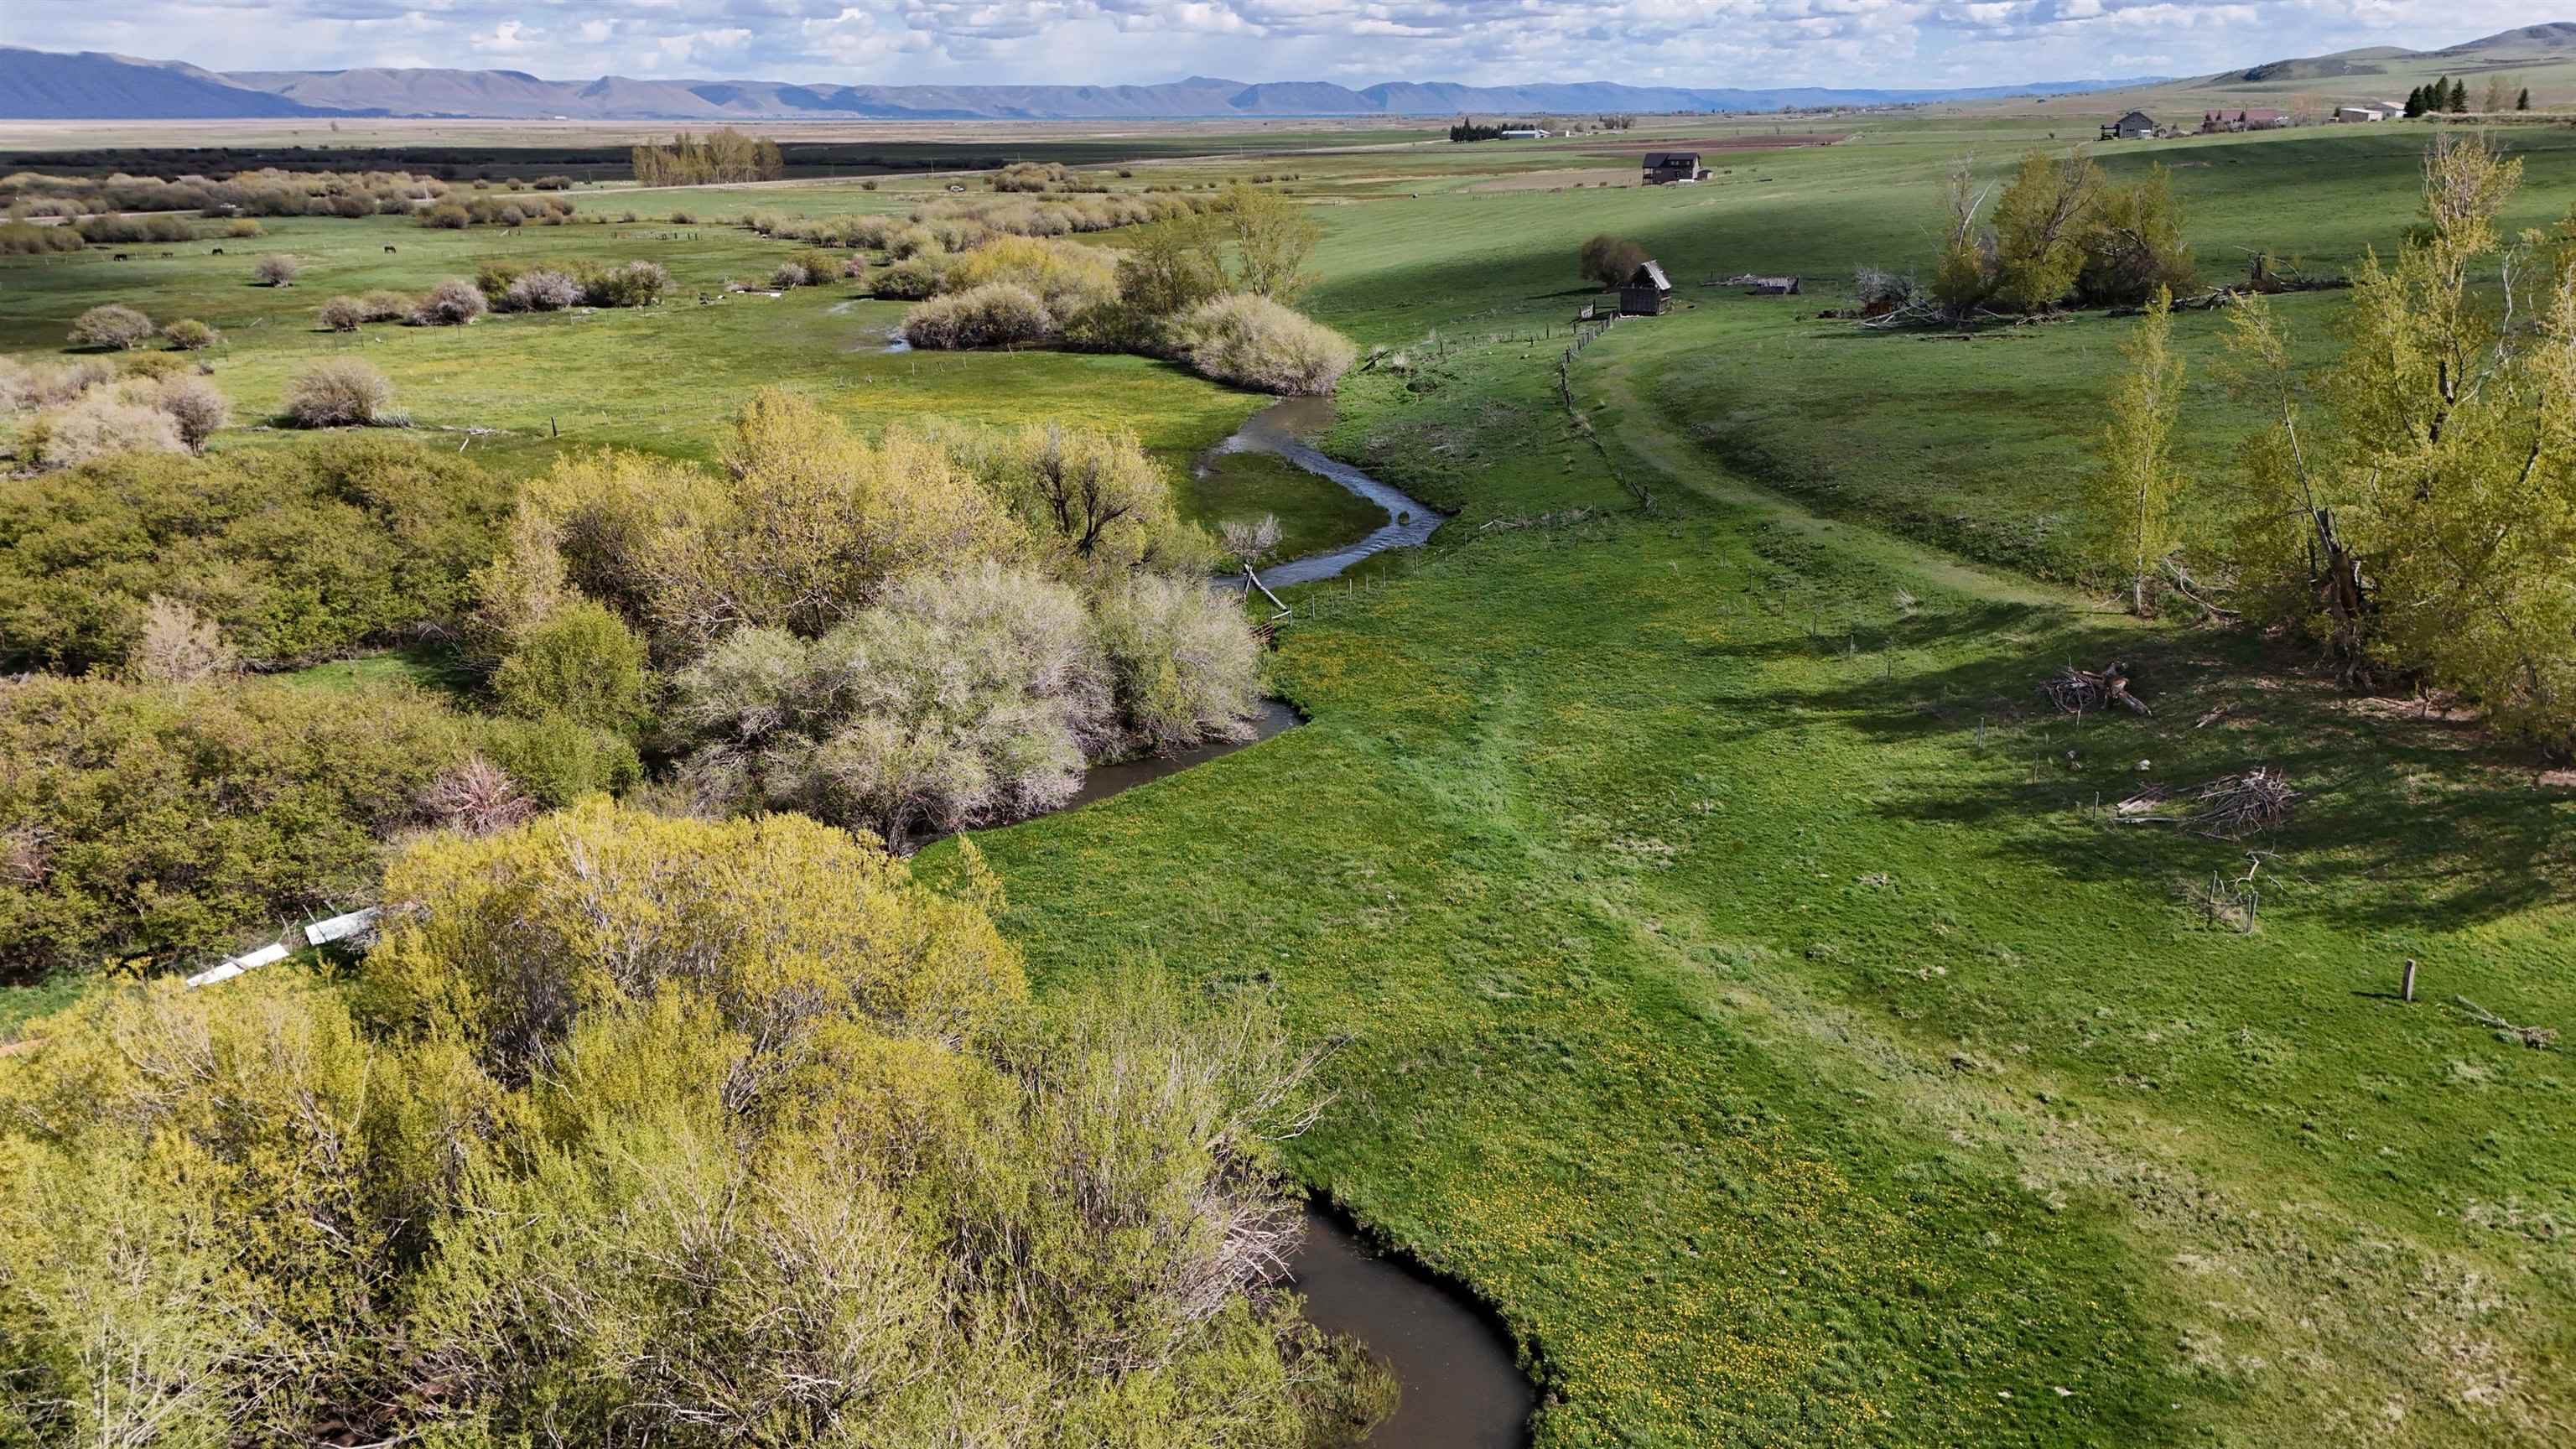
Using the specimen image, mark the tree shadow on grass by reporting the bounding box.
[1710,605,2572,936]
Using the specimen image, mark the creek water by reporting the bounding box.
[1210,396,1445,586]
[1293,1207,1537,1449]
[1059,696,1301,808]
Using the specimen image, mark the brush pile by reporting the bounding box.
[2116,767,2297,837]
[2042,661,2152,716]
[2188,767,2298,837]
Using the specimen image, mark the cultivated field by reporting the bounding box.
[4,111,2572,1447]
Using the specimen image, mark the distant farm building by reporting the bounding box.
[1744,276,1801,296]
[2334,102,2402,122]
[1642,151,1702,184]
[2101,111,2158,140]
[1499,127,1552,139]
[2202,108,2289,132]
[1619,260,1673,315]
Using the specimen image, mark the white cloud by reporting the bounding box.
[0,0,2553,90]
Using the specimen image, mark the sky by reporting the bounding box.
[1,2,2555,91]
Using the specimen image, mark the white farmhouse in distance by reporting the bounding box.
[1498,127,1551,138]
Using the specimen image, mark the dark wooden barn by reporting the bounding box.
[1619,259,1673,315]
[1641,151,1701,184]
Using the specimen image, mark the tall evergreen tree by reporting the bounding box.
[2449,77,2470,112]
[2520,87,2533,112]
[2404,86,2427,118]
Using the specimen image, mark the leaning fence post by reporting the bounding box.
[2402,958,2418,1003]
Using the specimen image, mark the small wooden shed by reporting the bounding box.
[2099,110,2157,140]
[1619,260,1673,315]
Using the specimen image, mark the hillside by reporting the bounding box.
[0,46,365,119]
[2112,21,2576,109]
[0,46,2157,120]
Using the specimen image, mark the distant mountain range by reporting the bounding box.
[0,46,2162,122]
[10,23,2569,124]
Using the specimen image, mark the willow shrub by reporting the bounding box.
[1,802,1385,1446]
[1093,572,1265,755]
[669,564,1112,841]
[1171,293,1357,397]
[900,281,1053,350]
[0,434,505,673]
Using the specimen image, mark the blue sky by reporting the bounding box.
[1,2,2546,90]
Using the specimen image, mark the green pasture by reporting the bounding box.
[4,116,2573,1446]
[0,209,1269,486]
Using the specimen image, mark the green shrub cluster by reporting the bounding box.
[0,674,640,979]
[476,257,669,310]
[0,803,1387,1445]
[490,393,1254,840]
[419,193,576,229]
[0,166,442,218]
[0,436,506,673]
[0,221,82,256]
[69,213,195,245]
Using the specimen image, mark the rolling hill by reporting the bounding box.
[2118,23,2576,109]
[2,46,2159,121]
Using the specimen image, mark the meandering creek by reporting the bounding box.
[1211,396,1446,587]
[953,409,1519,1446]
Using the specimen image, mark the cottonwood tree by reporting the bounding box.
[1988,148,2107,312]
[2086,288,2187,615]
[2211,132,2576,747]
[1930,156,1998,315]
[1218,184,1322,302]
[2077,163,2197,304]
[941,421,1212,578]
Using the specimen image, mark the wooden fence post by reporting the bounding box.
[2402,958,2418,1003]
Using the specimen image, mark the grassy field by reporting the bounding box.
[952,120,2574,1446]
[0,205,1272,488]
[5,115,2573,1446]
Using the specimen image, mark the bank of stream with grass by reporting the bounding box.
[954,266,2576,1445]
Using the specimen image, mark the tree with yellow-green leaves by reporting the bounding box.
[2212,132,2576,750]
[1216,182,1322,302]
[2087,286,2188,615]
[0,802,1392,1448]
